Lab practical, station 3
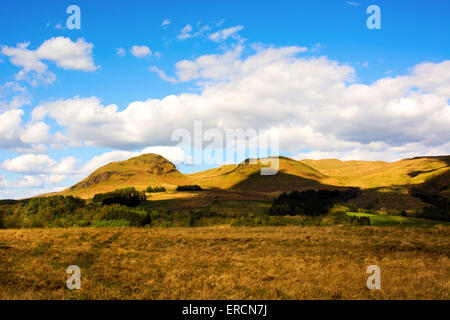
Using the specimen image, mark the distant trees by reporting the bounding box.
[0,195,86,228]
[176,185,203,191]
[93,188,146,207]
[269,188,361,216]
[411,187,450,221]
[146,186,166,193]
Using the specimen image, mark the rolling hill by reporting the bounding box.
[300,156,450,189]
[61,153,450,211]
[188,156,338,192]
[63,153,192,198]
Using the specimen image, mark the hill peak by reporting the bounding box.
[63,153,190,198]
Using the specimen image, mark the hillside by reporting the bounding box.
[63,153,192,198]
[189,156,339,192]
[300,156,450,189]
[61,153,450,212]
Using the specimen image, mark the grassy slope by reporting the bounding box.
[60,154,449,213]
[300,156,450,189]
[189,156,338,192]
[63,154,192,198]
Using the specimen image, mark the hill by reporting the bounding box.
[63,153,192,198]
[189,156,340,192]
[61,153,450,212]
[300,156,450,190]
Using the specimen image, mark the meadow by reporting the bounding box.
[0,225,448,300]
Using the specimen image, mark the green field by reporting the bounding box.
[346,212,449,226]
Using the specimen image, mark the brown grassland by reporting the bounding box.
[0,226,449,300]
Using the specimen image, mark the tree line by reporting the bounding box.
[269,188,361,216]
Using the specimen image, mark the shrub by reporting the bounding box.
[93,188,146,207]
[96,206,152,227]
[411,187,449,221]
[269,188,361,216]
[176,185,203,191]
[146,186,167,193]
[420,206,450,221]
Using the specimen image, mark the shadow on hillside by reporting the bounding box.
[230,170,342,193]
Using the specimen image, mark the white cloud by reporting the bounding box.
[1,37,98,85]
[0,108,64,152]
[346,1,359,7]
[0,82,31,110]
[208,25,244,42]
[130,45,152,58]
[26,45,450,162]
[1,42,47,72]
[149,66,177,83]
[0,109,25,149]
[0,174,68,193]
[173,43,307,83]
[161,19,171,27]
[15,69,56,86]
[20,122,52,144]
[0,154,80,198]
[2,154,77,175]
[141,146,190,164]
[177,23,211,41]
[116,47,126,57]
[177,24,192,40]
[35,37,98,71]
[178,24,193,40]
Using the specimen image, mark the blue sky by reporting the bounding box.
[1,0,449,199]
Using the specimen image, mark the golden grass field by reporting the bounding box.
[0,226,448,300]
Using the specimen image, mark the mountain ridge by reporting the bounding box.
[60,153,450,208]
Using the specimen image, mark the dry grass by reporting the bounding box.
[0,226,449,300]
[302,156,450,189]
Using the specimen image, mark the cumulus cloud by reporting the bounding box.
[2,154,77,175]
[0,174,68,195]
[20,122,52,144]
[130,45,152,58]
[2,45,450,198]
[0,154,78,197]
[208,25,244,42]
[0,109,27,149]
[1,42,47,73]
[0,107,67,152]
[1,37,98,85]
[35,37,97,71]
[31,43,450,162]
[161,19,171,27]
